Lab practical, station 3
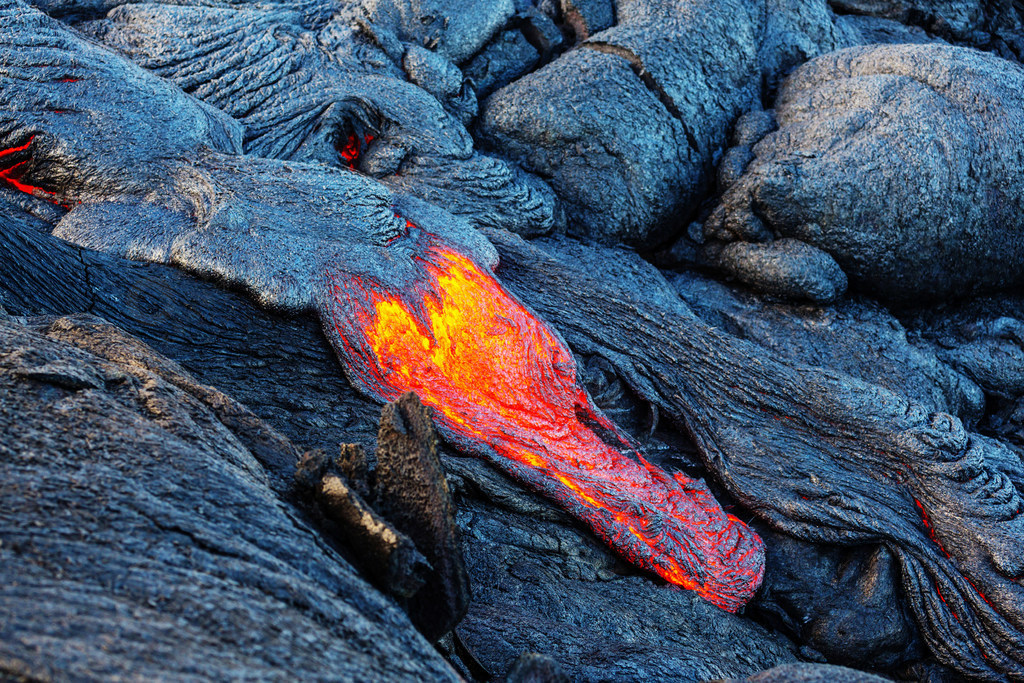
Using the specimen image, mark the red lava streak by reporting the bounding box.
[0,136,59,202]
[324,237,765,611]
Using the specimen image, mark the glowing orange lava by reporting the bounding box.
[323,236,765,611]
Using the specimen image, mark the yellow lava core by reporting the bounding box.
[325,245,764,611]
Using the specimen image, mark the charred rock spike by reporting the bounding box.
[294,449,431,599]
[338,441,374,499]
[373,391,471,641]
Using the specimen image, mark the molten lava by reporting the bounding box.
[323,234,765,611]
[337,133,375,170]
[0,136,60,203]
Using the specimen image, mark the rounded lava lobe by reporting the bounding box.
[713,44,1024,304]
[321,240,764,611]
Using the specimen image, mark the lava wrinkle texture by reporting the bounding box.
[320,228,765,611]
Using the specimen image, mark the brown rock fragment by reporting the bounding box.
[375,392,471,641]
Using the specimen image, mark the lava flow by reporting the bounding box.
[322,235,765,611]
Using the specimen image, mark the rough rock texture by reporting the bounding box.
[902,296,1024,402]
[505,653,570,683]
[828,0,1024,58]
[900,295,1024,481]
[462,28,540,98]
[489,229,1024,681]
[721,662,890,682]
[753,528,922,671]
[6,0,1024,679]
[478,0,852,246]
[86,1,560,235]
[668,269,984,422]
[0,1,242,202]
[0,204,804,682]
[450,459,800,681]
[836,12,949,44]
[705,44,1024,304]
[293,447,433,601]
[373,392,471,641]
[0,315,459,681]
[355,0,515,65]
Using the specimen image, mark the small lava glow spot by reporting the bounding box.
[324,234,765,611]
[337,132,374,170]
[0,136,63,204]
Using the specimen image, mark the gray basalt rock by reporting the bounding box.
[461,28,540,98]
[669,269,984,422]
[0,2,242,201]
[0,316,459,681]
[836,13,950,45]
[718,662,890,682]
[902,296,1024,403]
[0,0,499,313]
[477,0,852,247]
[753,528,922,671]
[87,0,559,235]
[450,461,802,682]
[900,296,1024,484]
[8,0,1024,680]
[505,653,570,683]
[705,43,1024,304]
[830,0,986,39]
[828,0,1024,58]
[356,0,515,65]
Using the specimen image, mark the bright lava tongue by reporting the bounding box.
[324,244,765,611]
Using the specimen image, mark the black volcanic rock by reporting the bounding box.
[705,44,1024,304]
[668,269,984,421]
[488,229,1024,680]
[828,0,1024,57]
[477,0,852,246]
[4,0,1024,680]
[87,0,560,236]
[721,662,890,682]
[0,315,458,681]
